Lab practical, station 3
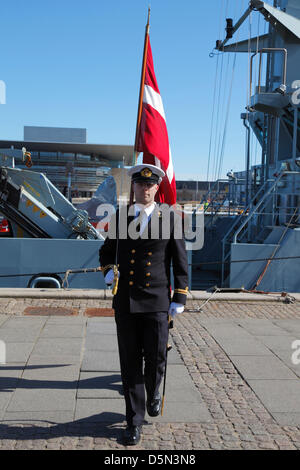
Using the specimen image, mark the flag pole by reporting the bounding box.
[133,6,151,165]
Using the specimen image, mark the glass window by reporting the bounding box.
[76,153,90,161]
[40,152,57,157]
[58,152,75,159]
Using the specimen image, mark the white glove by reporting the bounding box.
[168,302,184,318]
[104,269,119,286]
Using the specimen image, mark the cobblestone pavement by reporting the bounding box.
[0,296,299,450]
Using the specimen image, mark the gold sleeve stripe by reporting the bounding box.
[174,288,189,295]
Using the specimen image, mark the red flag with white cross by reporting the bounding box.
[134,11,176,205]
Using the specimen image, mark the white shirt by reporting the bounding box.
[134,202,156,235]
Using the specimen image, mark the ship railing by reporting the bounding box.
[192,191,235,233]
[221,171,300,286]
[203,195,235,229]
[195,173,248,218]
[192,183,228,229]
[232,172,300,243]
[197,183,241,216]
[204,194,227,214]
[197,179,228,206]
[221,179,271,285]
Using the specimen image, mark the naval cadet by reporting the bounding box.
[99,163,189,446]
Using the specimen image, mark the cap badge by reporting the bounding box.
[141,168,152,178]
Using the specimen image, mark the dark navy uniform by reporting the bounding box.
[100,204,188,312]
[99,182,188,428]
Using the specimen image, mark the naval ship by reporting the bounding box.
[0,0,299,294]
[192,0,300,294]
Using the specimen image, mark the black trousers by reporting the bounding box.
[115,311,169,427]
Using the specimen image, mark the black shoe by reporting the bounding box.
[147,393,162,417]
[123,425,142,446]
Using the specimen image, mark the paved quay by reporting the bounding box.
[0,288,299,450]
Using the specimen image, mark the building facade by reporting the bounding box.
[0,126,133,198]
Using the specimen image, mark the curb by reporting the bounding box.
[0,288,299,302]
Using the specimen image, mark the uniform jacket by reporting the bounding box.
[99,204,189,313]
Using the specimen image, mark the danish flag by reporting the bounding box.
[134,28,176,205]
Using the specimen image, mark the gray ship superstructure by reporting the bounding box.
[193,0,300,293]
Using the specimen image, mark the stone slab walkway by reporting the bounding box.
[0,292,299,450]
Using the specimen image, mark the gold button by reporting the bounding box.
[130,270,134,275]
[146,272,151,277]
[148,252,152,256]
[129,281,134,286]
[131,249,136,254]
[130,259,135,264]
[145,283,150,287]
[147,261,151,266]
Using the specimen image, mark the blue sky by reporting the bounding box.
[0,0,273,180]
